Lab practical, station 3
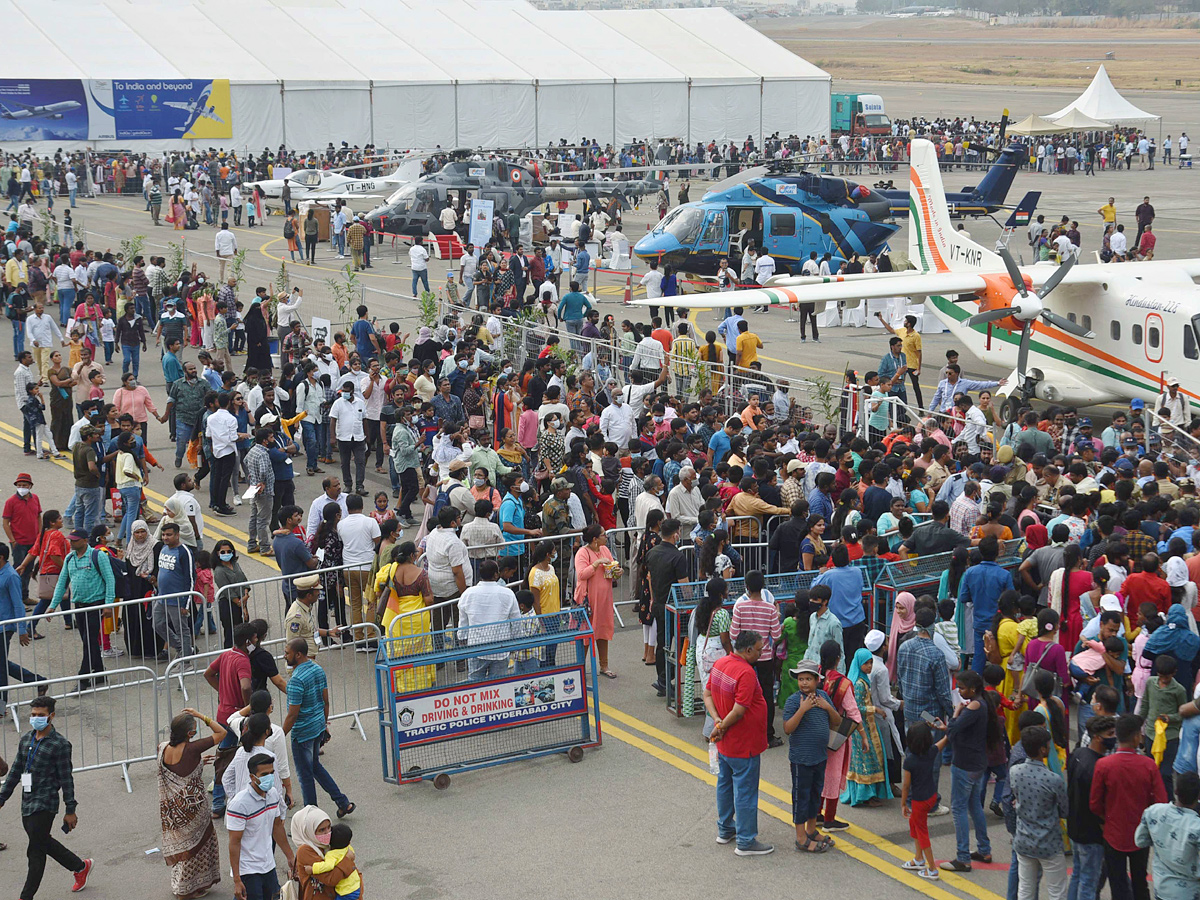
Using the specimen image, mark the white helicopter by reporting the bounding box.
[636,138,1200,424]
[249,154,427,205]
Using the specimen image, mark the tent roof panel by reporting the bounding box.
[198,1,366,79]
[587,9,759,80]
[289,7,451,82]
[657,8,828,80]
[31,0,181,77]
[1047,65,1159,124]
[108,3,278,81]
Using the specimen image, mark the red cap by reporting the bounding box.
[13,473,32,486]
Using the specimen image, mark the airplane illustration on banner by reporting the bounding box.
[163,82,224,135]
[0,99,81,121]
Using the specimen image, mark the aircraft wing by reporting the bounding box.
[722,271,989,305]
[162,101,193,112]
[13,101,35,111]
[200,108,224,124]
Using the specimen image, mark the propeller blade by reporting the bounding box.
[1016,321,1032,381]
[964,307,1018,328]
[1036,252,1077,299]
[998,247,1028,298]
[1041,309,1094,338]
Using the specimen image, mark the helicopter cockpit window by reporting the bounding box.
[291,170,322,187]
[769,213,796,237]
[662,207,704,246]
[701,211,726,244]
[413,187,438,214]
[383,182,417,211]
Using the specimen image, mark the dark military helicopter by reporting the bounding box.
[366,153,661,238]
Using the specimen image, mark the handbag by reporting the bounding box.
[280,879,300,900]
[468,414,485,432]
[827,716,855,751]
[1020,640,1056,697]
[38,571,57,600]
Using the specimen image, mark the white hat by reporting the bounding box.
[1099,593,1123,613]
[259,412,279,427]
[864,629,886,652]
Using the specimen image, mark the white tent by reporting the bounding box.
[1047,65,1159,125]
[1047,107,1113,131]
[1008,114,1069,136]
[0,0,831,152]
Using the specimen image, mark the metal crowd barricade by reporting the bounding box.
[664,570,821,717]
[0,666,160,793]
[871,539,1025,634]
[377,600,601,788]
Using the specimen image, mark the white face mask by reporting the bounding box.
[16,486,30,497]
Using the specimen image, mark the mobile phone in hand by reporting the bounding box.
[920,710,936,725]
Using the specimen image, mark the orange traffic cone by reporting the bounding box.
[623,271,632,305]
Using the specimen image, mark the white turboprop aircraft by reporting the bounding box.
[635,138,1200,423]
[250,155,426,204]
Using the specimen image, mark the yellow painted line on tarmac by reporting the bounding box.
[0,420,279,571]
[602,716,975,900]
[601,701,1004,900]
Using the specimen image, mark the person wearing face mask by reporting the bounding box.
[1066,715,1117,900]
[225,753,295,900]
[599,385,635,450]
[0,695,94,897]
[292,805,357,900]
[329,381,368,497]
[163,361,211,469]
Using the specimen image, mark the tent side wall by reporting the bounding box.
[372,83,457,150]
[614,81,689,145]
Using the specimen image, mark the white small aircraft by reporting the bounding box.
[249,155,426,205]
[0,100,81,121]
[637,138,1200,422]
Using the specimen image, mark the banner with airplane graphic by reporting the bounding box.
[0,79,232,142]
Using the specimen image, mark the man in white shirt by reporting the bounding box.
[954,393,989,456]
[426,505,473,639]
[459,243,478,306]
[65,169,77,207]
[225,755,293,900]
[456,558,519,680]
[170,473,207,548]
[229,184,242,226]
[359,358,387,472]
[329,381,367,495]
[26,301,62,379]
[275,287,303,350]
[639,259,664,312]
[665,467,701,528]
[306,477,349,540]
[630,332,666,374]
[409,237,430,298]
[599,391,635,449]
[336,493,382,647]
[1158,376,1188,427]
[755,251,776,286]
[1110,224,1129,260]
[439,204,457,233]
[214,222,238,283]
[53,257,76,328]
[206,393,243,515]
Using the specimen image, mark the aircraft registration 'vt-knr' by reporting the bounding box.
[678,138,1200,422]
[0,100,81,120]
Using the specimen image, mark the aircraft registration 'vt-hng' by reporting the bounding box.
[0,100,81,121]
[640,138,1200,422]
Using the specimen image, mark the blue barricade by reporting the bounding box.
[376,607,602,788]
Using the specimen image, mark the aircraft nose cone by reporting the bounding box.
[633,232,680,260]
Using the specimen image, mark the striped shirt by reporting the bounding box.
[729,592,781,655]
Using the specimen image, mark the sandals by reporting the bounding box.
[900,858,924,871]
[796,835,832,853]
[337,802,356,818]
[601,669,618,679]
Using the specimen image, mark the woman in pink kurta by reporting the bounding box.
[113,373,162,442]
[820,639,862,829]
[573,523,621,677]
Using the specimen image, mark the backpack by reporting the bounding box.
[283,219,295,240]
[432,483,463,518]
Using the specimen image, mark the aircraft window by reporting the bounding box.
[1186,322,1198,361]
[662,207,705,246]
[1110,321,1120,341]
[769,213,796,237]
[292,171,321,187]
[1067,312,1077,324]
[1082,315,1092,332]
[1132,324,1143,345]
[1149,326,1160,350]
[413,187,438,214]
[701,212,726,243]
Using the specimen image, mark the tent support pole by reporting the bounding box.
[369,80,375,146]
[612,79,616,150]
[454,81,459,147]
[534,80,539,149]
[759,77,764,149]
[279,81,286,148]
[687,78,691,145]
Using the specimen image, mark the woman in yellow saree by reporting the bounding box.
[375,541,435,691]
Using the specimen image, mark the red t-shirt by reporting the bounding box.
[209,648,251,724]
[651,328,673,354]
[706,653,767,759]
[1089,748,1166,851]
[1122,571,1171,617]
[2,492,42,545]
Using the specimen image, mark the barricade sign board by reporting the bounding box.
[377,609,602,788]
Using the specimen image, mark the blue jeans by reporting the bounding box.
[972,627,989,673]
[302,420,320,471]
[469,657,509,681]
[334,231,345,255]
[292,734,349,810]
[950,766,991,863]
[716,753,761,848]
[1067,842,1104,900]
[69,187,76,208]
[121,343,140,378]
[987,760,1008,806]
[12,321,24,357]
[239,868,280,900]
[0,629,42,695]
[411,268,430,298]
[72,485,103,533]
[210,729,239,813]
[118,486,141,543]
[58,287,75,327]
[175,421,194,465]
[513,657,540,675]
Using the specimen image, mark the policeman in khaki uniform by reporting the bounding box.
[283,573,335,652]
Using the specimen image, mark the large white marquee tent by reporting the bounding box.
[2,0,832,151]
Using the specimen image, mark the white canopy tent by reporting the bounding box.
[1046,107,1113,131]
[1008,114,1069,136]
[0,0,831,152]
[1047,65,1160,126]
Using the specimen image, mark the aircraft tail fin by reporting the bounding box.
[908,139,998,275]
[1003,190,1041,229]
[972,144,1023,208]
[0,103,11,116]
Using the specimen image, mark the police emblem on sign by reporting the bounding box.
[562,677,577,697]
[398,707,415,728]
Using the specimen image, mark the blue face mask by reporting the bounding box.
[219,552,234,562]
[255,773,275,793]
[30,715,49,731]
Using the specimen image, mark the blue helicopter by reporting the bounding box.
[633,145,1035,277]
